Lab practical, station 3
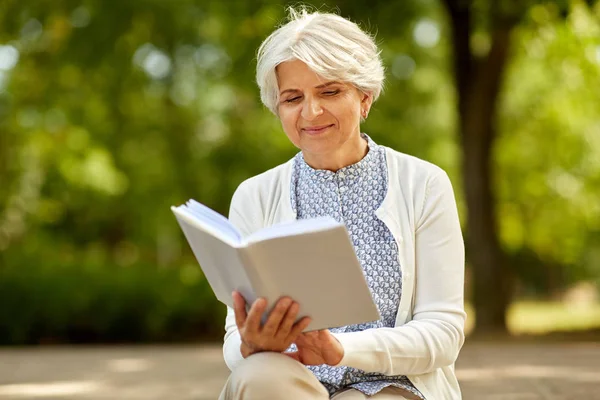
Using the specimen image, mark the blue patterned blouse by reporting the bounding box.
[289,133,426,399]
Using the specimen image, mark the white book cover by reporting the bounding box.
[171,199,380,331]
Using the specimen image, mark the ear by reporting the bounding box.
[360,92,373,119]
[361,92,373,113]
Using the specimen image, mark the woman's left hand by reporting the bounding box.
[284,329,344,366]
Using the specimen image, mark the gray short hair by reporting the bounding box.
[256,7,385,115]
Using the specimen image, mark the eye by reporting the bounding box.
[284,96,301,103]
[323,90,340,96]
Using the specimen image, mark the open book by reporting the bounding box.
[171,199,380,332]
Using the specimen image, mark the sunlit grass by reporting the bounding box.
[464,301,600,336]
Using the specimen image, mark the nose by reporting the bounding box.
[301,97,323,121]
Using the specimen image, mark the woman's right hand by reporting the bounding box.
[232,291,311,358]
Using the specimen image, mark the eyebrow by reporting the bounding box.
[279,81,342,96]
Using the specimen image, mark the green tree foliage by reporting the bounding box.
[499,2,600,290]
[441,0,599,333]
[0,0,598,342]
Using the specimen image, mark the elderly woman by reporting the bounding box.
[218,7,466,400]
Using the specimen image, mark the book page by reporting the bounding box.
[244,225,380,332]
[246,216,342,244]
[183,200,242,245]
[172,205,241,248]
[172,208,256,307]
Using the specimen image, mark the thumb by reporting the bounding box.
[294,334,308,347]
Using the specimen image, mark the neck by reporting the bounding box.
[303,133,368,172]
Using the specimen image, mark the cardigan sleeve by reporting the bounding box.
[331,169,466,376]
[222,180,262,371]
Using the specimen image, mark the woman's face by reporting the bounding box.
[275,59,371,166]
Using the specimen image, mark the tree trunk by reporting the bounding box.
[443,0,516,334]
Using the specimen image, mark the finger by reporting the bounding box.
[245,297,267,334]
[262,297,293,337]
[232,291,247,329]
[276,301,299,338]
[294,330,317,347]
[288,316,312,341]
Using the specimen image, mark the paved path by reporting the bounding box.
[0,341,599,399]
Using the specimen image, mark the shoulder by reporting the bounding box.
[226,159,291,235]
[229,158,294,219]
[382,146,450,186]
[232,159,294,201]
[381,146,458,222]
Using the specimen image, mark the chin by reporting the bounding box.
[301,141,336,156]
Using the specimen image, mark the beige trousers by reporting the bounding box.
[219,352,414,400]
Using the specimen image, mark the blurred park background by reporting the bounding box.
[0,0,600,347]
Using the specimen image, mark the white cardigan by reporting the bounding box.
[222,147,466,399]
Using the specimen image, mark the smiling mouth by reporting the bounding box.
[302,124,334,133]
